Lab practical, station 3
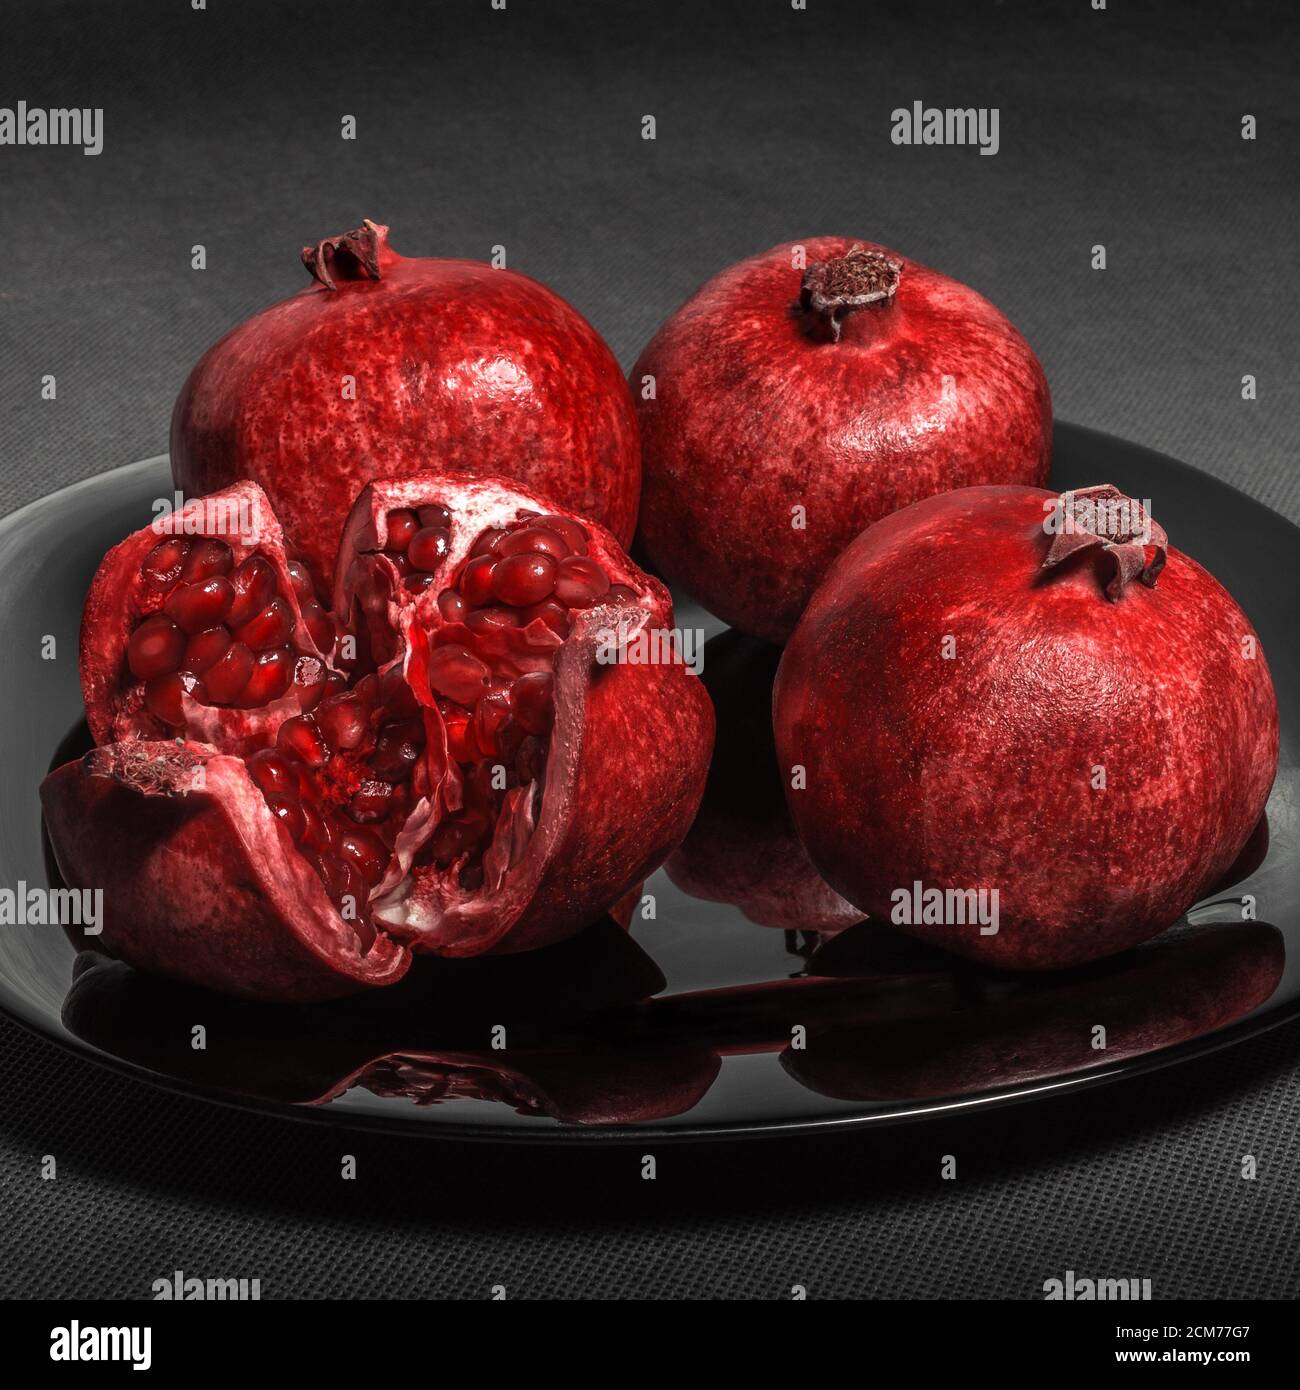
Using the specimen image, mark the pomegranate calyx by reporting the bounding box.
[798,245,903,342]
[1041,483,1168,601]
[301,219,391,290]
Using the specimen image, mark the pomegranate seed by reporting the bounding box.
[428,812,490,868]
[337,826,388,884]
[380,664,421,718]
[144,670,203,726]
[330,860,369,914]
[492,552,557,606]
[234,597,293,651]
[277,714,330,767]
[265,793,306,843]
[140,537,191,588]
[496,525,572,561]
[426,643,491,705]
[316,694,369,752]
[466,605,521,634]
[354,673,381,706]
[404,573,436,594]
[471,527,507,557]
[419,504,452,530]
[226,555,277,627]
[534,515,589,556]
[127,614,186,679]
[511,671,555,735]
[300,599,334,653]
[442,708,478,763]
[385,509,420,551]
[203,641,255,703]
[292,655,329,712]
[473,687,514,756]
[285,558,316,601]
[247,749,298,796]
[495,721,528,765]
[519,599,571,637]
[299,799,332,852]
[554,555,610,608]
[353,914,377,952]
[437,588,468,624]
[408,526,451,572]
[371,718,424,782]
[386,551,411,578]
[179,626,232,675]
[348,780,393,822]
[515,735,546,784]
[459,554,497,605]
[163,575,235,634]
[181,538,234,582]
[313,852,348,901]
[237,647,294,706]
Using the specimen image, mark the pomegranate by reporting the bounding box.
[171,220,640,590]
[773,484,1279,969]
[664,631,861,933]
[633,237,1051,641]
[42,475,714,1001]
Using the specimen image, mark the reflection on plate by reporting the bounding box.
[61,918,1283,1126]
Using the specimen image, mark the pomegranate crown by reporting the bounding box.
[301,219,391,290]
[1041,484,1168,601]
[799,245,903,342]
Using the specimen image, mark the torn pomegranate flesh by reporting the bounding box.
[127,537,335,722]
[241,664,428,945]
[379,506,636,893]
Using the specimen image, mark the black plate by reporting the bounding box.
[2,424,1297,1141]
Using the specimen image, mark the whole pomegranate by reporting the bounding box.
[171,220,640,590]
[633,238,1051,641]
[773,484,1278,970]
[42,475,713,1001]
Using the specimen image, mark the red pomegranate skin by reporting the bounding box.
[633,237,1051,641]
[171,221,640,590]
[40,743,409,1003]
[773,485,1279,970]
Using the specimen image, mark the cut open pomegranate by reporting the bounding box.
[81,481,337,753]
[44,475,715,1000]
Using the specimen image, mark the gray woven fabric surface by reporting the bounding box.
[1,0,1297,1299]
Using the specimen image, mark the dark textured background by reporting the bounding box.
[1,0,1297,1299]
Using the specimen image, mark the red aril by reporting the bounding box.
[79,481,335,753]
